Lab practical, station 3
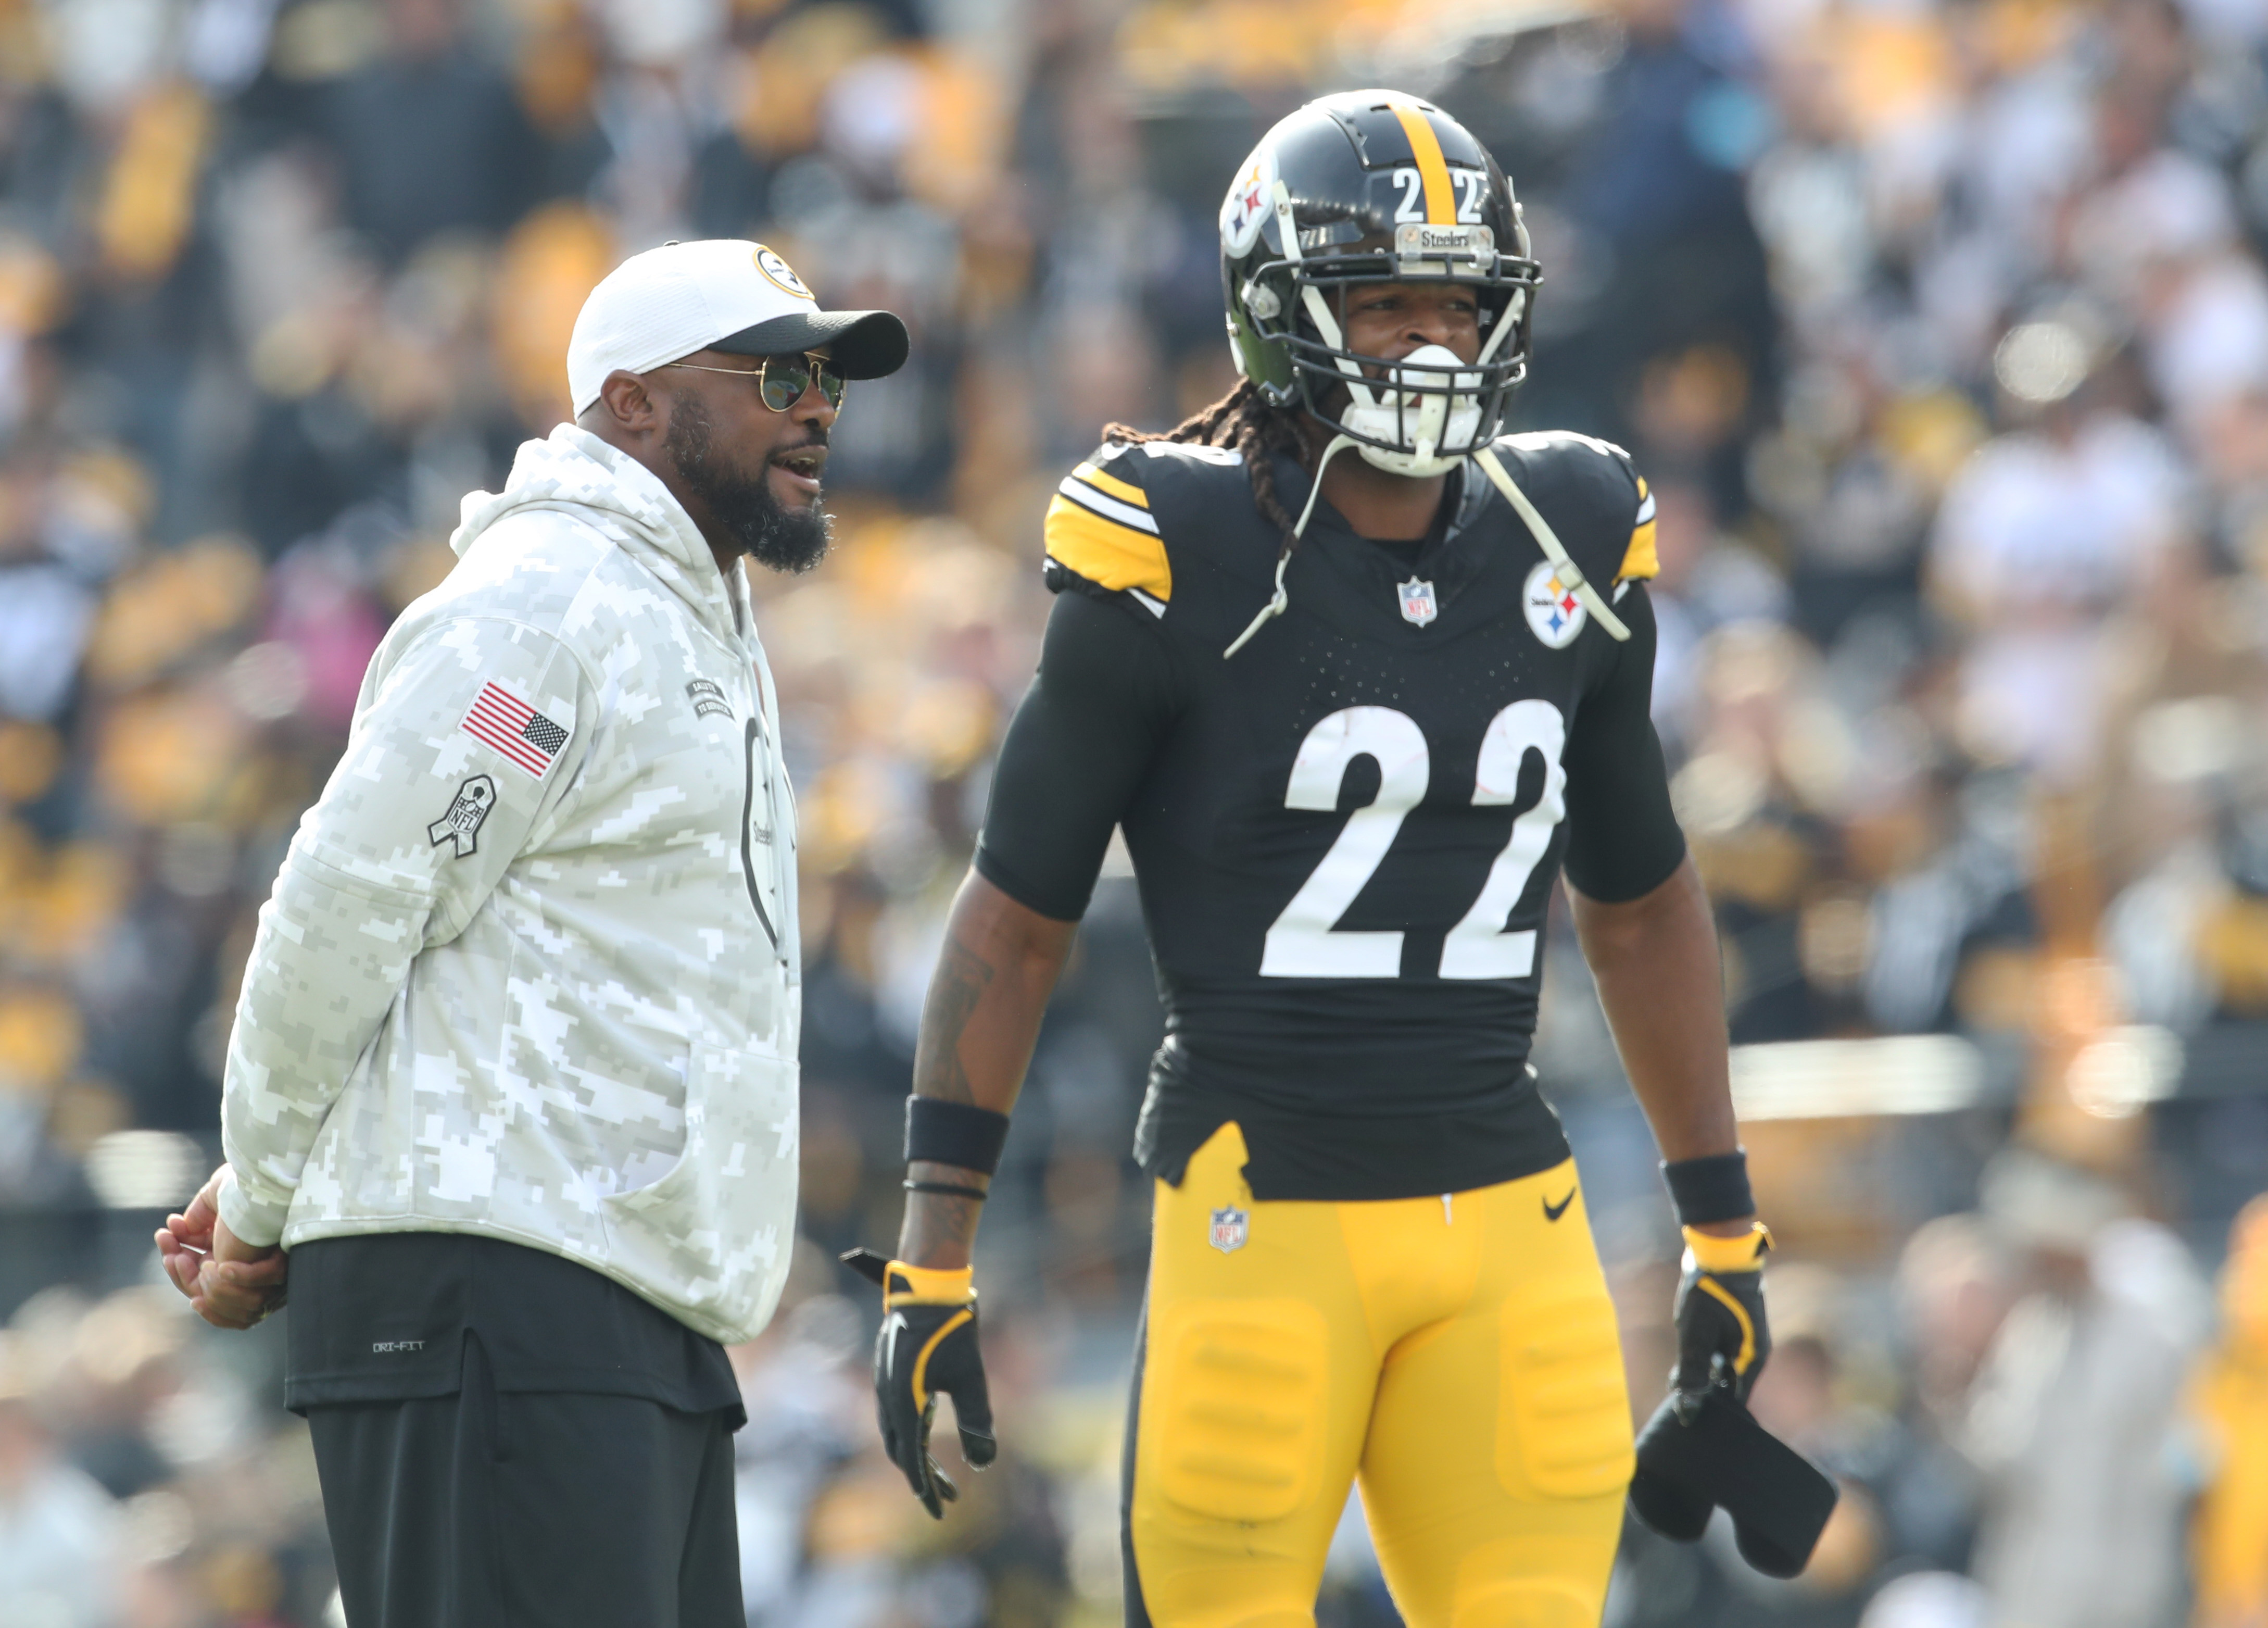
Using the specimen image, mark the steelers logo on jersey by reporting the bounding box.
[1523,560,1587,648]
[751,244,816,301]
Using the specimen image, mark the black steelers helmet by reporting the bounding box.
[1219,91,1541,478]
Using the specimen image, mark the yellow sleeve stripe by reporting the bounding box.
[1045,494,1173,603]
[1390,102,1456,225]
[1619,477,1659,582]
[1619,520,1659,582]
[1057,474,1157,535]
[1071,461,1149,510]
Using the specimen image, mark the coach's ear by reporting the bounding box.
[584,368,667,448]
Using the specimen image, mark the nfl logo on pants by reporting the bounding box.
[1209,1206,1249,1254]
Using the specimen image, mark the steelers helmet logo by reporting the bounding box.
[1523,560,1587,648]
[751,244,815,301]
[1219,144,1278,258]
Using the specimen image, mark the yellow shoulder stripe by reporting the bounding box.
[1072,461,1148,509]
[1390,102,1456,226]
[1618,476,1659,582]
[1045,495,1172,603]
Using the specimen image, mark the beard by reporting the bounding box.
[663,391,833,575]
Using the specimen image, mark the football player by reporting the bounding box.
[855,92,1773,1626]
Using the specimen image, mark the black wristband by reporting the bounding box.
[904,1179,989,1202]
[904,1096,1012,1176]
[1662,1151,1755,1226]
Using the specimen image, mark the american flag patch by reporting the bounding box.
[459,681,567,778]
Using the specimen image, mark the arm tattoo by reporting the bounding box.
[913,935,993,1106]
[899,1178,984,1267]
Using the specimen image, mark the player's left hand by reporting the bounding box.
[156,1164,288,1331]
[1671,1222,1771,1409]
[842,1248,997,1518]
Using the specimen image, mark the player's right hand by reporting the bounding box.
[842,1248,997,1518]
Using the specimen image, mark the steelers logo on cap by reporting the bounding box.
[752,244,816,302]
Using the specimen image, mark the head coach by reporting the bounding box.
[151,241,908,1627]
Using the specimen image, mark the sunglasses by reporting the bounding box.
[664,353,847,412]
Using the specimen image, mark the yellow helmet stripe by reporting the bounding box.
[1390,101,1456,226]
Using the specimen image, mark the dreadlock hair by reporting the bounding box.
[1101,379,1316,573]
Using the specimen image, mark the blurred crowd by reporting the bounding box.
[2,0,2268,1623]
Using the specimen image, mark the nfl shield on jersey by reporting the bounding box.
[1398,577,1438,627]
[1209,1206,1250,1253]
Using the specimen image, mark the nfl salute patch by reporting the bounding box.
[459,681,568,778]
[686,678,732,719]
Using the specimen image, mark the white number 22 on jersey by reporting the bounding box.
[1259,702,1567,980]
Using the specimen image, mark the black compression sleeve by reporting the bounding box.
[973,588,1179,921]
[1561,583,1688,903]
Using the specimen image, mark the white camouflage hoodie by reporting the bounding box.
[218,424,802,1345]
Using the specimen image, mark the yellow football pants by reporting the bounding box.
[1126,1123,1633,1628]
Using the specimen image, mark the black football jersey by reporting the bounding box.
[975,431,1683,1200]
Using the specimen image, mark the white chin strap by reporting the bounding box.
[1471,445,1630,642]
[1224,441,1632,658]
[1223,432,1358,658]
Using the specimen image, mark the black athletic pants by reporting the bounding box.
[307,1332,742,1628]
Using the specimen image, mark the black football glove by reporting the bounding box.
[1671,1223,1772,1410]
[1635,1221,1829,1574]
[842,1247,997,1518]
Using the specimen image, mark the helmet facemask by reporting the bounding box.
[1234,191,1540,478]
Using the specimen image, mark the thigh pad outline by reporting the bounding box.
[1146,1297,1331,1523]
[1497,1285,1634,1501]
[1450,1579,1600,1628]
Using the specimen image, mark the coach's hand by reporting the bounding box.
[1671,1222,1771,1410]
[843,1248,997,1518]
[156,1164,289,1332]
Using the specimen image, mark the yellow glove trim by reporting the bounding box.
[1683,1222,1772,1274]
[910,1306,974,1413]
[885,1261,977,1307]
[1696,1276,1759,1375]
